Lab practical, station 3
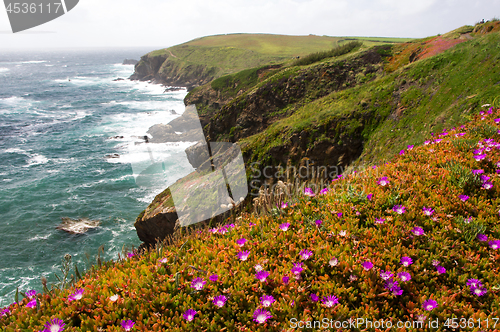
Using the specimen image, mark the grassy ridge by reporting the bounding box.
[137,33,412,86]
[2,108,499,331]
[239,29,500,167]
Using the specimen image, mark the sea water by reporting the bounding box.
[0,48,194,306]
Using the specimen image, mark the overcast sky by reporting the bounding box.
[1,0,499,50]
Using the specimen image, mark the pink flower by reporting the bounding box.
[304,188,315,197]
[377,177,389,186]
[361,261,373,271]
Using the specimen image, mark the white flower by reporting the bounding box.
[109,294,119,302]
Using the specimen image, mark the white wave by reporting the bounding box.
[21,60,47,64]
[115,100,185,112]
[23,154,49,167]
[4,147,28,154]
[44,64,54,67]
[0,96,24,105]
[0,68,8,73]
[28,233,51,241]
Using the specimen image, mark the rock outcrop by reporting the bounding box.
[57,217,100,234]
[123,59,138,65]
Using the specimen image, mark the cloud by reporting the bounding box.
[1,0,499,49]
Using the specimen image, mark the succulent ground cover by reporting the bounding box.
[1,108,500,331]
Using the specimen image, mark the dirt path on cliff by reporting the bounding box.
[168,49,177,58]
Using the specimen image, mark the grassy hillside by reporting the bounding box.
[2,108,499,331]
[183,23,500,172]
[130,33,412,88]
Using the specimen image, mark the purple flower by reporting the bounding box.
[218,225,229,234]
[291,262,304,276]
[279,222,290,231]
[467,279,483,288]
[260,295,275,307]
[422,207,434,216]
[400,256,413,267]
[26,298,36,308]
[310,293,319,302]
[361,261,373,271]
[434,139,443,143]
[282,276,289,284]
[236,238,247,247]
[349,274,358,282]
[393,205,406,214]
[472,169,484,175]
[212,295,227,308]
[422,299,438,311]
[377,177,389,186]
[471,287,487,297]
[458,195,469,202]
[337,212,343,218]
[489,240,500,249]
[380,270,393,280]
[375,217,385,224]
[432,260,440,266]
[304,188,315,197]
[281,202,288,209]
[424,140,431,145]
[121,319,135,331]
[253,308,272,324]
[367,193,373,200]
[191,277,206,291]
[319,188,329,195]
[127,252,135,258]
[329,257,338,267]
[237,250,250,261]
[26,290,36,298]
[315,219,322,227]
[436,266,446,274]
[68,288,84,302]
[322,295,339,307]
[183,309,197,322]
[482,182,493,190]
[407,145,414,150]
[412,226,425,236]
[299,249,313,260]
[399,150,405,155]
[477,234,488,242]
[0,308,10,317]
[397,272,411,282]
[255,270,270,282]
[43,318,66,332]
[480,175,491,182]
[474,154,486,161]
[209,274,219,282]
[385,278,403,295]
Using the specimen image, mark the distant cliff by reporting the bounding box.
[128,33,377,89]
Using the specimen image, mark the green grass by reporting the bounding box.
[2,110,500,331]
[139,33,413,87]
[238,31,500,167]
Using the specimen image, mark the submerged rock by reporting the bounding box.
[57,217,100,234]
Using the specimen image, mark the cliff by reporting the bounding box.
[136,22,500,248]
[128,33,407,89]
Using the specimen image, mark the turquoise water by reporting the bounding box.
[0,48,194,306]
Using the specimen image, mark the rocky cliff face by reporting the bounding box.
[129,52,222,89]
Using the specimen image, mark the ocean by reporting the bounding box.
[0,47,195,306]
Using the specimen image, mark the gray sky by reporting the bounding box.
[1,0,499,50]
